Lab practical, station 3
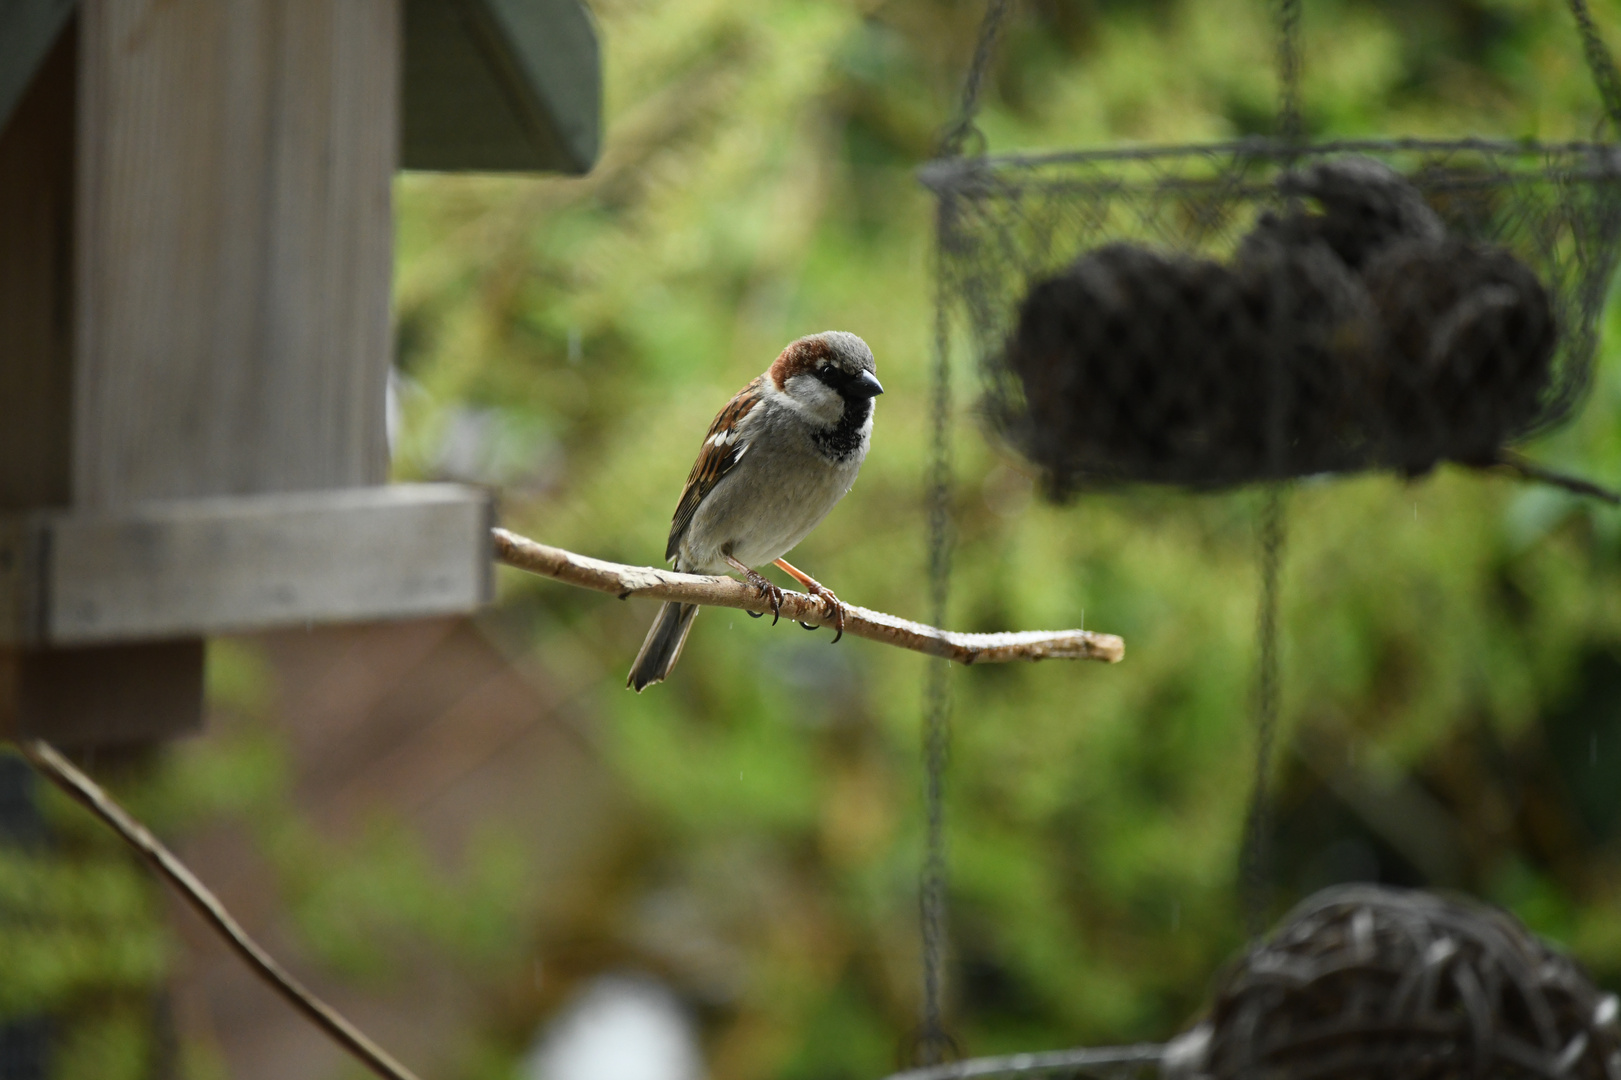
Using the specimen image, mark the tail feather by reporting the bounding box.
[627,602,700,692]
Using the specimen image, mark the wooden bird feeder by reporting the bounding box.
[0,0,601,746]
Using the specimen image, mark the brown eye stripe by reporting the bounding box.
[768,336,834,389]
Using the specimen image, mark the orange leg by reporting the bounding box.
[773,558,846,643]
[726,554,782,625]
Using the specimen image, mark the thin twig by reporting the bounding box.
[491,529,1125,665]
[15,739,423,1080]
[1492,452,1621,505]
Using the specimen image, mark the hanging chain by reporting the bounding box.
[1237,0,1302,943]
[1240,488,1286,939]
[917,0,1015,1063]
[1567,0,1621,133]
[1276,0,1303,147]
[918,208,958,1070]
[936,0,1014,158]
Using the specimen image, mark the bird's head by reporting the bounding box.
[770,331,883,423]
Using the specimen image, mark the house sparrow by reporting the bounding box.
[627,331,884,692]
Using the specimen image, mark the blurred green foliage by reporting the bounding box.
[0,753,171,1079]
[386,0,1621,1074]
[11,1,1621,1078]
[0,848,167,1016]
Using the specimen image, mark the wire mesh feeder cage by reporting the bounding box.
[923,139,1621,493]
[898,2,1621,1077]
[885,885,1621,1080]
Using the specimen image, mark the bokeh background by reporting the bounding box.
[6,0,1621,1077]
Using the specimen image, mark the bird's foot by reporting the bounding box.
[795,580,846,644]
[744,569,783,625]
[772,558,846,643]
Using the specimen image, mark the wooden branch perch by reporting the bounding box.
[16,739,423,1080]
[491,528,1124,665]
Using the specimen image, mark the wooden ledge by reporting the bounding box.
[0,484,493,646]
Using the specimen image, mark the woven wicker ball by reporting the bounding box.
[1163,885,1621,1080]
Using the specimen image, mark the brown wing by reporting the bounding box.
[666,376,764,562]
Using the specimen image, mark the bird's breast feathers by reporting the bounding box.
[670,379,870,572]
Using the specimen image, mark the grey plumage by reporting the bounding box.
[627,331,881,691]
[627,602,699,693]
[676,384,869,573]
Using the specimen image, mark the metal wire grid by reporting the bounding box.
[925,138,1621,491]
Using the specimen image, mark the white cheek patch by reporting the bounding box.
[782,373,843,424]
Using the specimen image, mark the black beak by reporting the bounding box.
[852,370,885,398]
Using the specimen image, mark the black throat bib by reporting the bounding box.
[813,397,873,462]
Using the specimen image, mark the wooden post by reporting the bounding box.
[0,0,603,748]
[0,20,194,748]
[0,1,484,748]
[74,0,398,505]
[0,20,73,514]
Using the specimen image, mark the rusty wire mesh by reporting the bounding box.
[923,140,1621,493]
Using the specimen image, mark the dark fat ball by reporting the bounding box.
[1002,242,1266,488]
[1246,156,1446,271]
[1231,230,1379,472]
[1363,238,1555,472]
[997,155,1558,488]
[1002,235,1378,487]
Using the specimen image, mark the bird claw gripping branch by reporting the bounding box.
[743,568,784,625]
